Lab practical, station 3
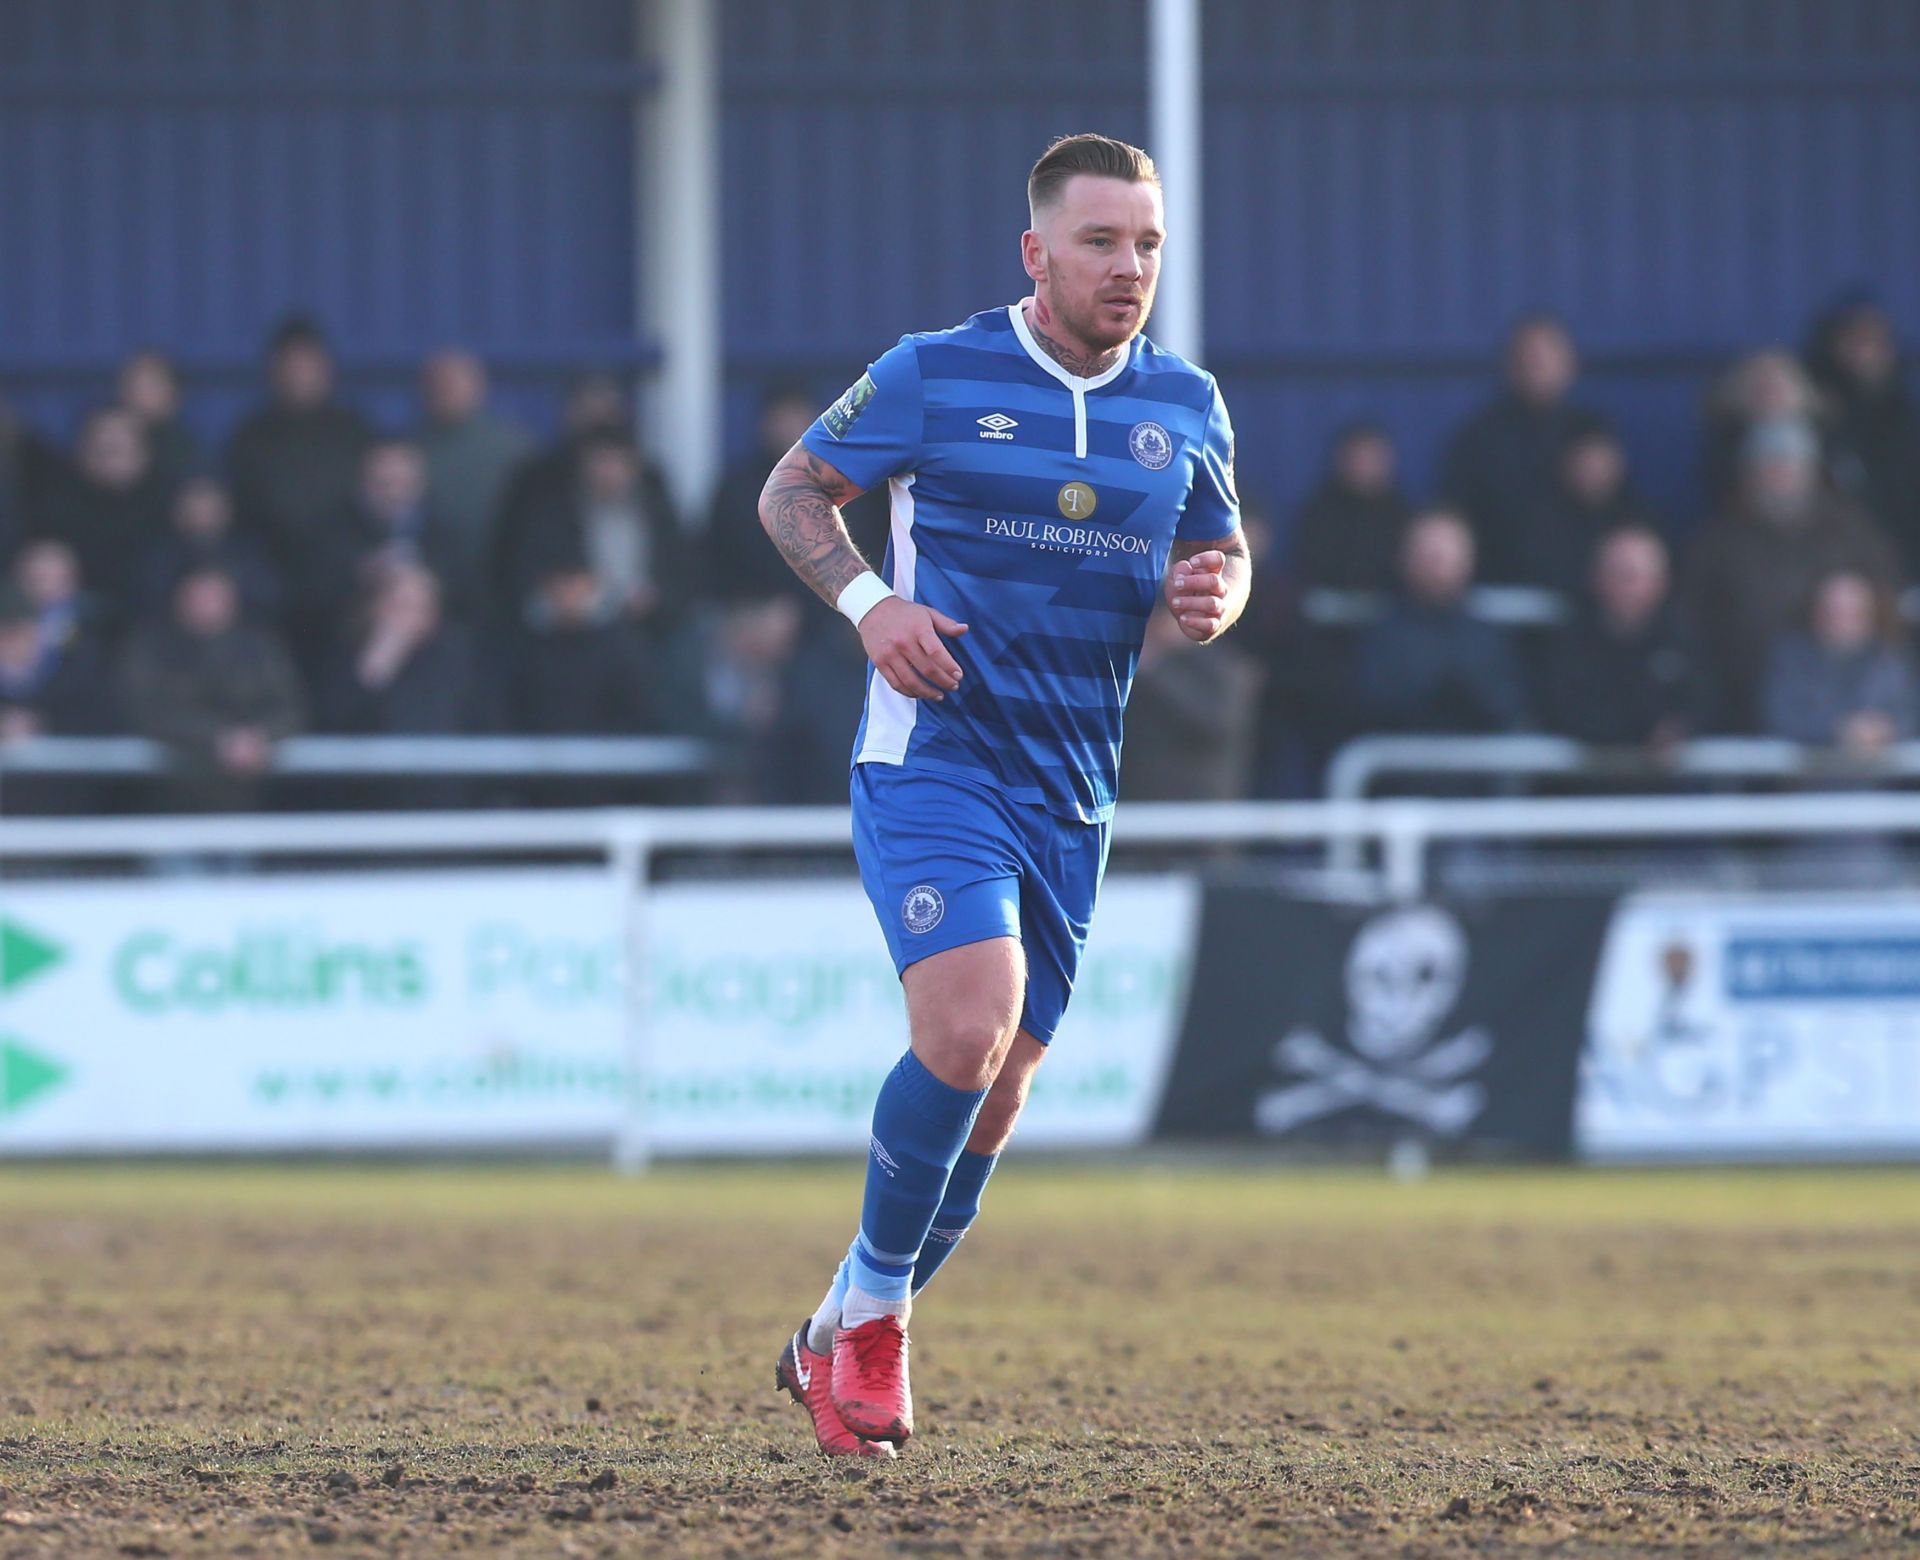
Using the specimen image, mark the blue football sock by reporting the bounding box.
[911,1148,998,1295]
[846,1051,987,1307]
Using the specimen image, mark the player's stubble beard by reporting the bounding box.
[1033,268,1153,376]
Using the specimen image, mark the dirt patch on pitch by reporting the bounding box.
[0,1166,1914,1556]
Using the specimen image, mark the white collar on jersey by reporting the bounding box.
[1007,300,1135,391]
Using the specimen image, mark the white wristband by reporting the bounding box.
[835,571,895,627]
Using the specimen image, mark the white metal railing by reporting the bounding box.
[1326,734,1920,805]
[0,734,713,777]
[4,791,1920,1167]
[1301,584,1571,629]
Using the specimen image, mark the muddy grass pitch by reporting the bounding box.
[0,1163,1914,1556]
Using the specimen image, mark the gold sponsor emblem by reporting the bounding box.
[1056,481,1097,519]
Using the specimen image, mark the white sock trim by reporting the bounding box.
[807,1280,844,1355]
[841,1283,910,1329]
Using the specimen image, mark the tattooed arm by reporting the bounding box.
[1165,532,1252,644]
[757,443,874,608]
[757,442,970,701]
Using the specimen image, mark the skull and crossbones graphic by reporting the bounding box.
[1255,905,1491,1137]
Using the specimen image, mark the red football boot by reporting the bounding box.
[832,1315,913,1445]
[775,1322,896,1460]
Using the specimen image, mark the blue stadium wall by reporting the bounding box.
[3,0,1918,542]
[0,0,648,440]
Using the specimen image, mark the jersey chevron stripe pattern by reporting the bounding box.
[803,302,1240,824]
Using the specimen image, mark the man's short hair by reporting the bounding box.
[1028,134,1160,221]
[267,313,329,357]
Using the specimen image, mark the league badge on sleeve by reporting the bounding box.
[822,372,877,438]
[1128,420,1173,470]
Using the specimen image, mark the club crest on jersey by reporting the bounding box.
[902,884,945,935]
[1128,420,1173,470]
[1057,481,1098,519]
[822,372,876,438]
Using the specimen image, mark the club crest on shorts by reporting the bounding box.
[901,884,945,935]
[1128,420,1173,470]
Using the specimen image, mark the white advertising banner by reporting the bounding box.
[0,870,628,1152]
[1577,892,1920,1159]
[0,869,1192,1155]
[645,876,1195,1153]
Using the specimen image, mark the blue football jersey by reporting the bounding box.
[802,302,1241,824]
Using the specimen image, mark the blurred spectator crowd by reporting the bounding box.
[1222,296,1920,801]
[0,317,875,811]
[0,297,1914,813]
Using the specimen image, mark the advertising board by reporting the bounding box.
[1577,892,1920,1159]
[0,870,1193,1155]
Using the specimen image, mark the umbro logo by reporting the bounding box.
[870,1135,901,1177]
[976,412,1019,441]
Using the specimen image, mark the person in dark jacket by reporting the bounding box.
[0,393,60,564]
[496,430,690,632]
[708,384,828,607]
[315,439,472,616]
[1763,569,1917,753]
[1288,421,1411,592]
[121,565,305,812]
[0,584,118,739]
[700,383,889,801]
[316,566,490,737]
[1120,603,1263,800]
[136,477,283,627]
[314,565,491,809]
[1805,297,1920,573]
[1354,507,1530,734]
[1520,414,1664,595]
[224,315,377,589]
[1540,527,1710,748]
[0,584,120,813]
[31,407,171,623]
[416,348,532,603]
[489,372,633,610]
[12,540,94,653]
[1688,417,1904,731]
[1440,315,1602,586]
[509,566,656,735]
[115,348,204,494]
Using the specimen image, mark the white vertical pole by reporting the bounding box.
[637,0,721,522]
[612,824,654,1173]
[1381,807,1431,903]
[1147,0,1203,363]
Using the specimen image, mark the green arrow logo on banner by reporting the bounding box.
[0,919,65,995]
[0,1037,68,1115]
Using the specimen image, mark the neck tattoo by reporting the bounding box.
[1028,313,1124,379]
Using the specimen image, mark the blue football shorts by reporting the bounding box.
[850,761,1111,1045]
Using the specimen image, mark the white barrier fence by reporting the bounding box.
[0,793,1917,1165]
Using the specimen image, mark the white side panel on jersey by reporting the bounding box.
[855,473,919,764]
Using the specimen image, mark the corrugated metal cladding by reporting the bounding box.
[721,0,1918,533]
[6,0,1917,530]
[0,0,646,442]
[1205,0,1920,529]
[718,0,1148,460]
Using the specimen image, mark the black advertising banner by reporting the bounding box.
[1155,889,1616,1158]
